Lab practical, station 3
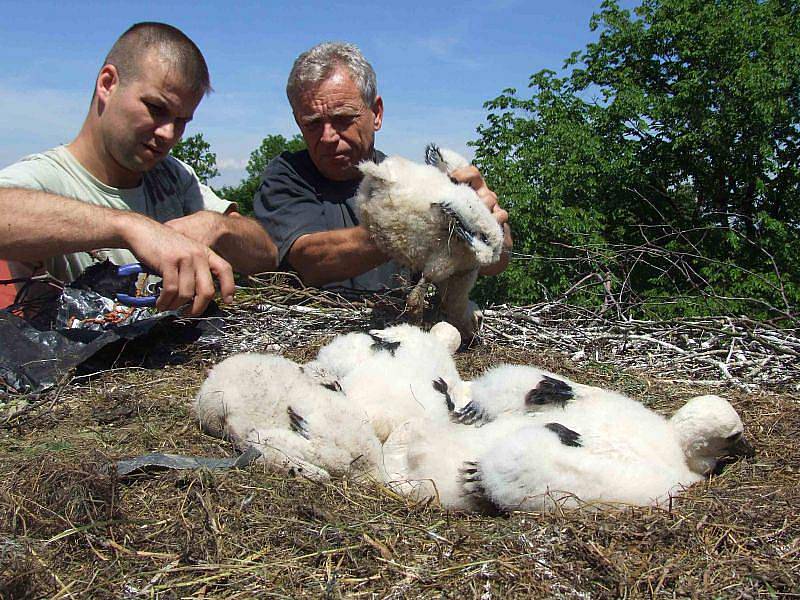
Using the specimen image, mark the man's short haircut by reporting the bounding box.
[104,22,212,96]
[287,42,377,110]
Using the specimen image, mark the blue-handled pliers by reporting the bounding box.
[115,263,161,307]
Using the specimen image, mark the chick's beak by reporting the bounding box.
[729,435,756,459]
[709,434,755,477]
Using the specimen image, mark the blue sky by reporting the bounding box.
[0,0,638,186]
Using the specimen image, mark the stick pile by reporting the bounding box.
[483,303,799,391]
[210,276,799,392]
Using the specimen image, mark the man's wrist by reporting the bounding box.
[109,208,142,249]
[208,211,231,247]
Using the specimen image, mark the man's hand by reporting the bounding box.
[124,214,235,315]
[450,165,508,222]
[450,165,513,275]
[0,189,236,316]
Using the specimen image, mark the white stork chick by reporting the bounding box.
[382,415,527,512]
[471,394,753,511]
[308,322,468,442]
[453,364,633,425]
[302,330,376,386]
[306,321,462,383]
[194,353,382,482]
[356,145,503,339]
[383,390,753,513]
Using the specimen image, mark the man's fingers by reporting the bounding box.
[190,260,216,316]
[173,258,198,313]
[450,165,499,211]
[208,251,235,304]
[492,205,509,226]
[450,165,484,189]
[481,190,499,212]
[153,253,232,316]
[129,218,236,315]
[156,264,179,312]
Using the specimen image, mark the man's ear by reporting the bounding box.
[96,64,120,107]
[372,96,384,132]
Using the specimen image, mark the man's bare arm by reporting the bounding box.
[287,226,389,287]
[165,210,278,275]
[0,187,235,315]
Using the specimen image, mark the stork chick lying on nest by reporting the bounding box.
[304,322,467,442]
[194,323,753,513]
[356,144,504,340]
[382,366,755,513]
[194,322,468,481]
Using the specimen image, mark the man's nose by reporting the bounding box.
[155,121,180,143]
[320,122,340,144]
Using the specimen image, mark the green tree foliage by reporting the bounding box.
[170,133,220,184]
[472,0,800,318]
[218,134,306,215]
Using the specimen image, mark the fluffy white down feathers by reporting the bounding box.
[194,323,752,513]
[383,369,750,511]
[195,323,467,482]
[356,153,503,274]
[355,147,503,339]
[194,353,382,482]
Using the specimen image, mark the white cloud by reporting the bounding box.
[411,34,484,70]
[217,157,249,171]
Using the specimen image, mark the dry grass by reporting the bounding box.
[0,289,798,598]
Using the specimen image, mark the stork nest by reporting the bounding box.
[0,274,797,598]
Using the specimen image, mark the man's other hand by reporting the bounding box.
[164,210,227,249]
[450,164,510,230]
[125,215,235,315]
[450,165,513,274]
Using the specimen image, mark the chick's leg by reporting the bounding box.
[405,275,429,323]
[439,269,481,341]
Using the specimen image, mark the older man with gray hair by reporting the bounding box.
[254,41,511,295]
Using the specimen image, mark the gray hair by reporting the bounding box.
[286,42,377,109]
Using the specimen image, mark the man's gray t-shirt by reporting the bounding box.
[253,149,411,294]
[0,145,234,284]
